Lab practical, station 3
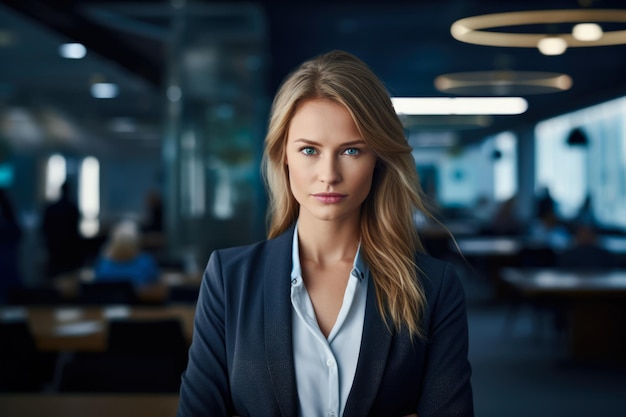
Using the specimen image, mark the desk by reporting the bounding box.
[1,306,195,352]
[452,236,523,297]
[454,236,522,257]
[500,268,626,296]
[0,394,179,417]
[501,268,626,360]
[599,235,626,255]
[455,234,626,258]
[53,269,202,304]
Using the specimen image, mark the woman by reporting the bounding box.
[178,50,474,417]
[93,220,159,287]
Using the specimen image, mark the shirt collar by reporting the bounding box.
[290,222,367,282]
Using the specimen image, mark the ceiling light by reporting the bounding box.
[59,43,86,59]
[435,70,572,95]
[451,9,626,53]
[537,37,568,55]
[90,83,119,99]
[566,127,589,146]
[572,23,603,41]
[167,85,182,102]
[391,97,528,115]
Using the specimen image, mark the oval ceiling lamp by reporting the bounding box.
[435,70,572,95]
[451,9,626,56]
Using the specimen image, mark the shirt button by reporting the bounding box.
[328,412,336,417]
[326,358,335,367]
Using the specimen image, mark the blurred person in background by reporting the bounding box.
[41,181,83,278]
[527,207,571,251]
[484,195,523,236]
[572,193,597,228]
[93,220,159,287]
[557,224,617,270]
[140,188,166,256]
[0,189,22,303]
[142,188,163,233]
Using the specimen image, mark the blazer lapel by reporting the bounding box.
[343,277,393,417]
[263,226,298,417]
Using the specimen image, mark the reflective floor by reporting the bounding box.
[464,275,626,417]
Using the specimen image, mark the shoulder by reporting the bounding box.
[415,252,452,277]
[206,226,293,274]
[210,238,274,269]
[414,252,465,309]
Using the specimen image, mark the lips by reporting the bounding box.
[312,193,346,204]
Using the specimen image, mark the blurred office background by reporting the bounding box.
[1,1,626,416]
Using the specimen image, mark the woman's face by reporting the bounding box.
[285,98,377,224]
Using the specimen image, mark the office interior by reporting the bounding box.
[1,1,626,416]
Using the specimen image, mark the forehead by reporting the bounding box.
[292,98,346,117]
[287,98,360,140]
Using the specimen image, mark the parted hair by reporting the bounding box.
[262,50,430,339]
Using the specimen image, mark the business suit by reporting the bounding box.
[178,225,473,417]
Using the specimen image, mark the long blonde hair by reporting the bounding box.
[263,50,430,339]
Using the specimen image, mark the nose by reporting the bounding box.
[319,155,341,184]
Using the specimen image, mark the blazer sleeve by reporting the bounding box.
[417,262,474,417]
[178,250,234,416]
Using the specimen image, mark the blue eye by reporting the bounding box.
[343,148,360,156]
[301,147,317,156]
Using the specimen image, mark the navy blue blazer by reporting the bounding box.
[178,226,474,417]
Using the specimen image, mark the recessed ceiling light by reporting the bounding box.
[59,43,87,59]
[167,85,182,102]
[90,83,119,99]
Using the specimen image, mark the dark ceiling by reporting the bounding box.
[2,0,626,151]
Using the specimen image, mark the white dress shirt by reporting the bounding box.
[290,224,368,417]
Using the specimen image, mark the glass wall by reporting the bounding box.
[535,96,626,228]
[435,131,517,211]
[492,132,517,202]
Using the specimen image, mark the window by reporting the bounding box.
[535,96,626,227]
[45,153,66,201]
[492,132,517,202]
[79,156,100,237]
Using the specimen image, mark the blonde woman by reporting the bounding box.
[94,220,159,286]
[178,50,473,417]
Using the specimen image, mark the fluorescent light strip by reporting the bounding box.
[391,97,528,115]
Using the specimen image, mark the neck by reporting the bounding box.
[296,216,360,265]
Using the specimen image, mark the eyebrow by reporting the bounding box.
[291,138,366,147]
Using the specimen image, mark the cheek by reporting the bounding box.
[357,161,377,192]
[286,164,304,197]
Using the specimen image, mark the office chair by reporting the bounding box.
[166,285,200,305]
[59,318,188,393]
[78,281,139,305]
[0,321,56,392]
[7,286,65,306]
